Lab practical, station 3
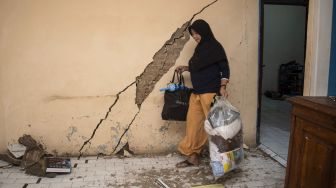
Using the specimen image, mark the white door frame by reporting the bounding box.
[304,0,333,96]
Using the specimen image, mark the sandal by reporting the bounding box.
[176,160,197,168]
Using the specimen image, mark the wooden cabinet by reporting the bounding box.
[286,97,336,188]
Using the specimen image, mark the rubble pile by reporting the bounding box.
[0,134,56,177]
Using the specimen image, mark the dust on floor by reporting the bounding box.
[0,148,285,188]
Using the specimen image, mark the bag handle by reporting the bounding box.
[171,71,178,83]
[171,71,185,86]
[178,72,185,86]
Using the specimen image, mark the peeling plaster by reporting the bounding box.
[135,0,219,107]
[78,0,218,158]
[135,22,190,107]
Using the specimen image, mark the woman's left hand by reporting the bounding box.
[219,86,228,98]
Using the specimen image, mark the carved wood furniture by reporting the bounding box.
[286,97,336,188]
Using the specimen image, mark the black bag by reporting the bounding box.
[161,71,192,121]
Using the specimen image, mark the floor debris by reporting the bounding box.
[156,178,170,188]
[114,142,134,158]
[0,134,70,178]
[192,184,224,188]
[0,148,285,187]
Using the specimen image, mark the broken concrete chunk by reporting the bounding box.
[123,150,133,157]
[115,142,134,158]
[7,143,26,158]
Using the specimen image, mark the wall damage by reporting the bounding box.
[78,82,135,158]
[78,0,218,158]
[135,0,218,107]
[135,22,190,107]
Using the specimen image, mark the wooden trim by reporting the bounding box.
[288,97,336,120]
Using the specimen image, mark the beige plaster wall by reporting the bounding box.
[304,0,333,96]
[0,0,259,155]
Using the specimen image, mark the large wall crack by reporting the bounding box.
[110,111,140,154]
[134,22,190,107]
[78,0,218,158]
[78,81,135,158]
[135,0,218,107]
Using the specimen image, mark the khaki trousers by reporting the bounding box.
[178,93,216,156]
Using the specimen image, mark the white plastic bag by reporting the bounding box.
[204,96,244,177]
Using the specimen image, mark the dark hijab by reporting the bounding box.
[188,19,228,72]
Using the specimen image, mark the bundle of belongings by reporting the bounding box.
[0,135,71,177]
[204,96,244,178]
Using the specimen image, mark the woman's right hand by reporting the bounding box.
[175,66,189,73]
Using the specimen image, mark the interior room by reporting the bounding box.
[259,2,307,165]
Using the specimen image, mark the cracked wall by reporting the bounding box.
[78,1,219,157]
[78,20,191,157]
[0,0,259,155]
[135,22,190,107]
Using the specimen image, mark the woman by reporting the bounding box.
[175,19,230,167]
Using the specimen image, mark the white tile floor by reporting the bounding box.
[0,149,285,188]
[260,96,292,164]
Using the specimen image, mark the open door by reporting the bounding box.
[257,0,308,166]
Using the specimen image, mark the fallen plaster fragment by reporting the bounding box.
[115,143,134,158]
[78,0,218,158]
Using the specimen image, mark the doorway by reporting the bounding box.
[258,0,308,166]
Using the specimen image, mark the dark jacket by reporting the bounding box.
[190,59,229,94]
[188,19,230,94]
